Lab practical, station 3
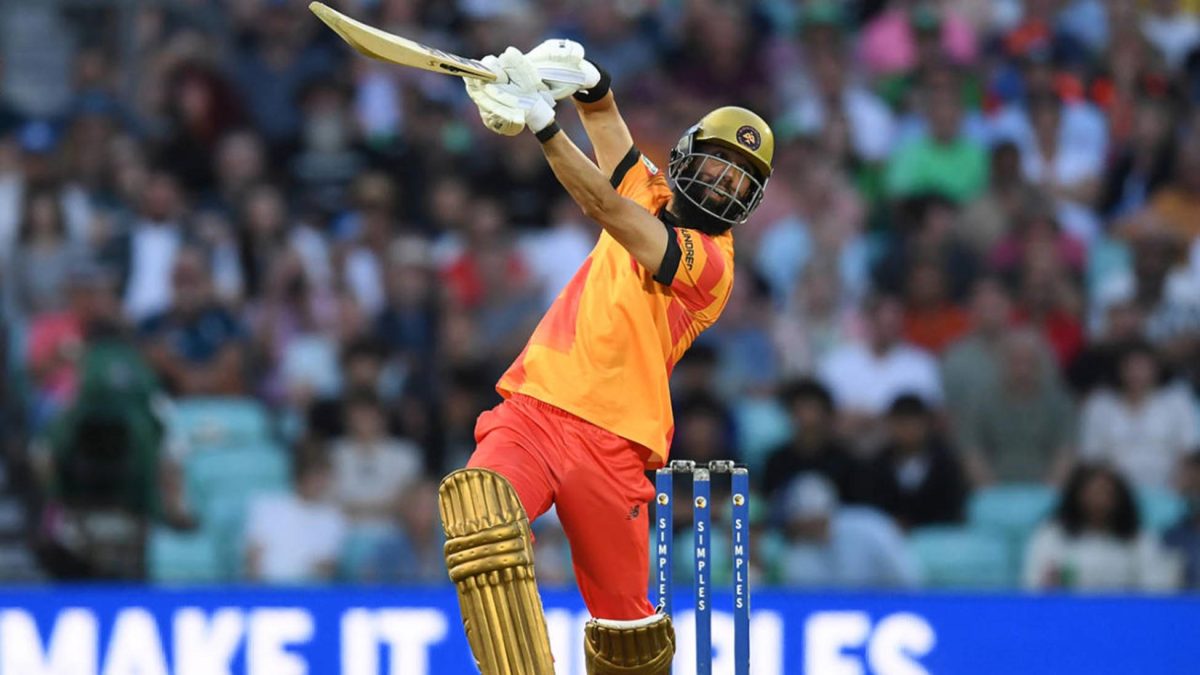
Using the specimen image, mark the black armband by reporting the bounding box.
[653,212,682,286]
[573,63,612,103]
[535,121,562,143]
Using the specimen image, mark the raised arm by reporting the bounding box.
[538,129,667,274]
[465,48,669,273]
[572,85,635,178]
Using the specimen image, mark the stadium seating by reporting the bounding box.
[731,398,791,473]
[166,397,273,452]
[338,528,391,581]
[968,484,1058,536]
[1136,487,1187,533]
[1085,237,1132,300]
[908,526,1013,589]
[967,483,1058,578]
[145,396,292,580]
[185,446,287,504]
[147,526,223,583]
[183,443,289,499]
[181,443,291,579]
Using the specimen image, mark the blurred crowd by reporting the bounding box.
[4,0,1200,593]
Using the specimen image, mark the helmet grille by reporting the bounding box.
[668,146,767,226]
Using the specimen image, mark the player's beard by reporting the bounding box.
[669,183,734,237]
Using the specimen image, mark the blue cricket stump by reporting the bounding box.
[654,466,675,616]
[654,459,750,675]
[693,464,712,675]
[732,466,750,675]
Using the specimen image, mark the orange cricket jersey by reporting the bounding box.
[495,146,736,466]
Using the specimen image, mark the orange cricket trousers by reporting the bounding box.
[467,393,658,620]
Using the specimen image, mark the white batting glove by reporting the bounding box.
[497,47,556,133]
[465,55,525,135]
[526,38,601,100]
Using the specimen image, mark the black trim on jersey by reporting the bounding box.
[653,211,681,286]
[609,146,641,188]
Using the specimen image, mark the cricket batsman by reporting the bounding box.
[437,41,773,674]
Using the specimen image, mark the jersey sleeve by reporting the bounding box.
[611,146,671,211]
[652,227,733,318]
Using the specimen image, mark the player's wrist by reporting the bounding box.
[535,121,561,143]
[573,62,611,103]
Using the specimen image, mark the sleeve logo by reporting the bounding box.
[642,155,660,175]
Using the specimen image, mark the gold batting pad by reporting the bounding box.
[439,468,554,674]
[584,613,675,675]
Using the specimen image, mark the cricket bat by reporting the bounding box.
[309,2,497,80]
[308,2,588,86]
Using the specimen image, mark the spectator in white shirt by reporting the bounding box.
[989,88,1108,243]
[120,170,186,322]
[1010,93,1106,207]
[776,472,919,589]
[1079,340,1199,489]
[1024,463,1179,591]
[331,389,423,530]
[818,291,942,446]
[0,120,93,261]
[7,185,86,319]
[336,173,394,320]
[778,43,896,164]
[244,445,346,583]
[1142,0,1200,71]
[518,197,593,311]
[771,259,865,378]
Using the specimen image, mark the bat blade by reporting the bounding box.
[308,2,497,81]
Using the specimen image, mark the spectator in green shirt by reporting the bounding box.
[885,71,988,203]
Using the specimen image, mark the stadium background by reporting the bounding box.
[3,0,1200,672]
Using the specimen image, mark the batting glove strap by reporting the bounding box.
[573,62,612,103]
[535,121,562,143]
[524,94,555,133]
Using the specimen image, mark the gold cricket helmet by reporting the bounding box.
[668,106,774,227]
